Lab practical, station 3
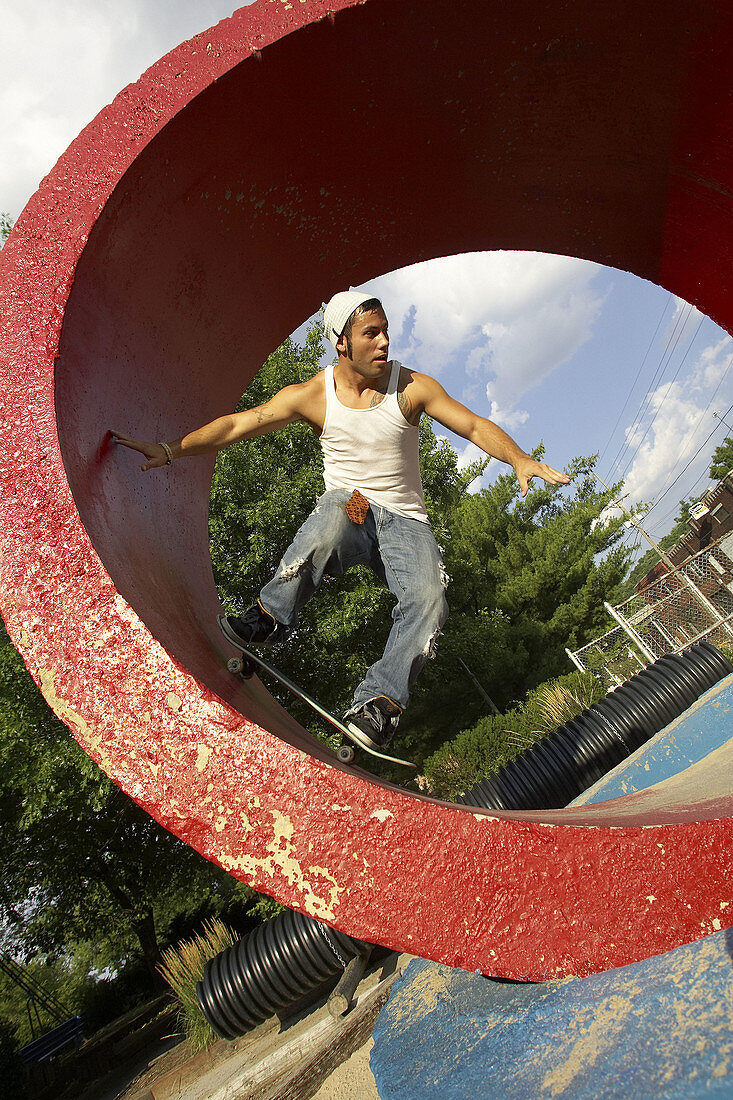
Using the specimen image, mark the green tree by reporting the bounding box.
[709,437,733,482]
[422,669,605,800]
[444,453,630,688]
[0,1015,27,1100]
[396,608,523,759]
[210,333,631,760]
[209,323,326,607]
[0,627,255,990]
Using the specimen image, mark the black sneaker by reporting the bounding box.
[343,697,402,751]
[219,602,287,647]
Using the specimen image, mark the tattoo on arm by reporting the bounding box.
[397,389,418,424]
[255,405,274,424]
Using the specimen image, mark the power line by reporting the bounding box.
[617,315,705,482]
[594,472,681,570]
[597,292,673,468]
[614,304,698,482]
[630,416,729,540]
[604,300,692,481]
[650,449,724,531]
[641,355,733,522]
[642,402,733,525]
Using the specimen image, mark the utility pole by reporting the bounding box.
[595,473,733,638]
[594,473,678,571]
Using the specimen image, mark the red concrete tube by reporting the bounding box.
[0,0,732,980]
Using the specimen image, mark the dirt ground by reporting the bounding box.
[104,955,405,1100]
[311,1038,377,1100]
[113,1027,380,1100]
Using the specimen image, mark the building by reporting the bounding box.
[637,472,733,592]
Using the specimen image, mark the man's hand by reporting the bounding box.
[111,433,170,471]
[514,456,570,497]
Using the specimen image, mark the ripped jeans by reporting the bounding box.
[259,489,449,711]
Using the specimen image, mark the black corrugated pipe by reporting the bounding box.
[196,906,372,1039]
[455,640,733,811]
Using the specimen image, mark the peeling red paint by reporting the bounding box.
[1,0,733,980]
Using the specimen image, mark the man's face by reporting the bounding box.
[337,308,389,378]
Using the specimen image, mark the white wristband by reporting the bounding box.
[160,442,173,465]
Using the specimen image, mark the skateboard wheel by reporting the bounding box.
[337,744,355,764]
[227,656,244,674]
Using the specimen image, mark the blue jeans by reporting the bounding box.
[259,489,449,710]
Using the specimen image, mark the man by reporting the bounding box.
[113,290,569,750]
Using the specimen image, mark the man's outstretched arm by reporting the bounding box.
[416,374,570,497]
[111,384,307,471]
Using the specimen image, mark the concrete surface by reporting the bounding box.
[370,674,733,1098]
[312,1039,376,1100]
[372,936,733,1100]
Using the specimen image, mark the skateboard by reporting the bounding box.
[217,615,416,769]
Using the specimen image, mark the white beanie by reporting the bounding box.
[323,290,382,351]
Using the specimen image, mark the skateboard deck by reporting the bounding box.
[217,616,416,769]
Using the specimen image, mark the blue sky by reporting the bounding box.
[300,257,732,556]
[3,0,732,558]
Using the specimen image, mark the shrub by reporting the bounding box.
[422,670,604,801]
[158,919,237,1053]
[531,671,605,734]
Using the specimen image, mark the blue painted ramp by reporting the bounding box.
[372,935,733,1100]
[371,676,733,1099]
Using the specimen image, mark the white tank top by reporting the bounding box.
[320,361,429,523]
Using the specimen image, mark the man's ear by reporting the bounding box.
[335,331,348,357]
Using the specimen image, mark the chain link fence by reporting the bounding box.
[567,626,646,687]
[568,535,733,686]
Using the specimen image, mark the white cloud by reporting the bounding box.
[358,250,605,430]
[619,335,733,521]
[1,0,247,219]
